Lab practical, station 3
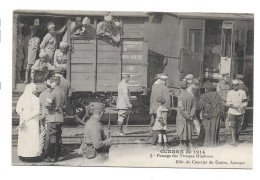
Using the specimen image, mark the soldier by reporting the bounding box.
[236,74,250,130]
[116,73,132,135]
[53,41,69,72]
[38,79,52,156]
[62,17,82,42]
[216,73,231,130]
[30,50,55,83]
[44,76,66,162]
[226,80,248,146]
[149,75,171,128]
[16,23,25,83]
[40,22,67,65]
[176,81,196,149]
[78,103,112,159]
[53,66,72,112]
[24,26,40,83]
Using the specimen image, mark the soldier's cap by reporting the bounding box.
[193,78,200,85]
[29,25,38,32]
[54,66,64,74]
[39,50,47,59]
[47,22,55,30]
[156,96,166,104]
[236,74,244,79]
[184,74,193,80]
[50,76,60,84]
[222,73,229,77]
[232,79,239,85]
[154,73,161,80]
[122,73,131,77]
[178,81,187,88]
[160,74,168,80]
[104,12,113,22]
[89,102,105,111]
[203,80,216,91]
[82,17,90,25]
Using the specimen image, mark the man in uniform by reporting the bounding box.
[116,73,132,135]
[38,79,52,156]
[44,76,67,162]
[236,74,250,130]
[78,103,112,159]
[53,66,72,101]
[217,73,231,130]
[149,74,171,128]
[226,80,248,146]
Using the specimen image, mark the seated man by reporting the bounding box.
[78,103,112,159]
[31,50,55,83]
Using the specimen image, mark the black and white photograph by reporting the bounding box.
[9,9,254,168]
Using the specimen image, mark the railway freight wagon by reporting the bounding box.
[147,13,254,107]
[12,10,149,124]
[69,13,149,124]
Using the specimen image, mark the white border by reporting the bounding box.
[0,0,259,180]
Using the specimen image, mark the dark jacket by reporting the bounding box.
[149,82,171,114]
[200,91,223,120]
[45,86,67,123]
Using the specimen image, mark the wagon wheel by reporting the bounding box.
[73,99,89,125]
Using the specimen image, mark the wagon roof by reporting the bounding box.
[167,12,254,20]
[13,10,149,18]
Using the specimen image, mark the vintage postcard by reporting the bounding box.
[11,10,254,168]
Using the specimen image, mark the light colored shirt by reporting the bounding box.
[40,33,57,51]
[227,89,248,115]
[116,81,131,109]
[54,49,67,67]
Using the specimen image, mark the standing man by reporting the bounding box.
[149,74,171,128]
[176,81,196,149]
[226,80,248,146]
[116,73,132,135]
[53,66,72,100]
[217,73,231,130]
[38,79,52,156]
[236,74,250,129]
[24,25,40,84]
[78,103,112,159]
[44,76,67,162]
[16,23,25,83]
[199,81,223,147]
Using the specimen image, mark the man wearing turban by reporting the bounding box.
[40,22,67,65]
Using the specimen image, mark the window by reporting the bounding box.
[246,30,254,56]
[221,29,232,57]
[189,29,203,53]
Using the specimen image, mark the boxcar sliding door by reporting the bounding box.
[181,19,205,80]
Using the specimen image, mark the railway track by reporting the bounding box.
[12,124,253,146]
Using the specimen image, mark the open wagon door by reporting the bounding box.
[220,21,235,77]
[180,19,205,80]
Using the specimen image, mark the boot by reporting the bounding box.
[44,143,55,162]
[230,128,237,146]
[117,121,125,136]
[236,129,240,144]
[16,70,22,83]
[24,70,29,84]
[30,71,35,83]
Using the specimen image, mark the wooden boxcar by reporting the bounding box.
[148,12,254,106]
[12,10,149,124]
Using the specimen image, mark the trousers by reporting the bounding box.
[45,122,62,159]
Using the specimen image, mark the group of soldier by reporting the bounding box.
[16,12,121,85]
[148,73,249,149]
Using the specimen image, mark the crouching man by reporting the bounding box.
[78,103,112,159]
